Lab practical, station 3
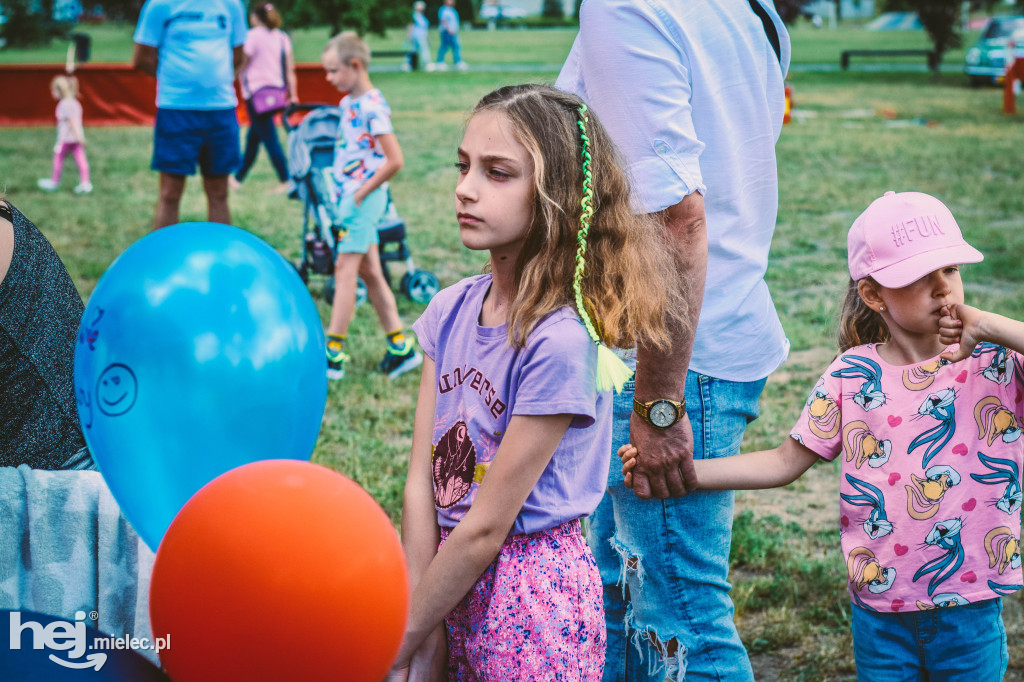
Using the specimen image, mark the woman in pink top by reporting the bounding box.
[37,75,91,195]
[231,3,297,195]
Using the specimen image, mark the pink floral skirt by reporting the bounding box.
[440,519,606,681]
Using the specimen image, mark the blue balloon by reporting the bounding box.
[74,223,327,551]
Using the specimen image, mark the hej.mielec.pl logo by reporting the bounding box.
[8,610,170,671]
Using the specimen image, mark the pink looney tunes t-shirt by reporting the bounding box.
[413,274,612,536]
[791,343,1023,613]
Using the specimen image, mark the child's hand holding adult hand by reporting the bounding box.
[619,444,637,489]
[939,303,986,362]
[619,443,691,496]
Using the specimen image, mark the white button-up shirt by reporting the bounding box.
[557,0,791,382]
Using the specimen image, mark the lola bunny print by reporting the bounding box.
[792,343,1024,612]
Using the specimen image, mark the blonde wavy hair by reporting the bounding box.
[837,277,890,352]
[50,75,79,100]
[471,84,687,350]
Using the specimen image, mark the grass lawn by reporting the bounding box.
[2,22,1023,681]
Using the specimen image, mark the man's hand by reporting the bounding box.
[627,411,695,499]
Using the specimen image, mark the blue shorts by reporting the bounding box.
[851,598,1008,680]
[153,108,241,177]
[336,187,388,255]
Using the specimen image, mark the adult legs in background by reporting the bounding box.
[202,175,231,225]
[235,122,263,184]
[236,103,289,186]
[437,32,454,64]
[154,172,186,230]
[450,35,462,64]
[151,107,238,228]
[589,371,765,682]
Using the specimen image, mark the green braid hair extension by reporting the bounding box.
[573,104,632,393]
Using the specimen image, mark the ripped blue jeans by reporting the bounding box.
[588,371,765,681]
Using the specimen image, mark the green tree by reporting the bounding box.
[774,0,813,24]
[542,0,564,20]
[906,0,961,77]
[285,0,408,36]
[0,0,69,48]
[284,0,473,35]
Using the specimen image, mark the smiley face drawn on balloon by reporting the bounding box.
[96,363,138,417]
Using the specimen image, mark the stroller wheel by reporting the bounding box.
[402,270,441,304]
[323,277,367,307]
[323,277,335,305]
[356,278,368,307]
[294,260,309,284]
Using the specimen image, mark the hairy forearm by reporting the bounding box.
[634,193,707,400]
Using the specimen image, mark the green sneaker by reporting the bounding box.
[379,339,422,379]
[326,346,350,380]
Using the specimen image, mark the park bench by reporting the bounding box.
[372,49,419,69]
[840,49,938,72]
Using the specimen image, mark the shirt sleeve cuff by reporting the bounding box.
[627,153,706,214]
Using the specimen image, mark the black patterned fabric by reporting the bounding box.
[0,202,91,469]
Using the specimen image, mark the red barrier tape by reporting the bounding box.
[0,63,343,127]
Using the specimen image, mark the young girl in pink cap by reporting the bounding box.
[622,190,1024,678]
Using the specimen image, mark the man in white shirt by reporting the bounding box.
[557,0,790,679]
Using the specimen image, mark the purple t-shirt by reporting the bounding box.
[413,274,612,536]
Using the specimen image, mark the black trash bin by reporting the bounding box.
[70,33,91,63]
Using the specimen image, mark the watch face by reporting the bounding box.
[649,401,678,428]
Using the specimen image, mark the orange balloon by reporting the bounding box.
[149,460,409,681]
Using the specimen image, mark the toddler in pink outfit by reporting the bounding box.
[37,75,92,194]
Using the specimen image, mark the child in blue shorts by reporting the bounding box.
[319,32,422,381]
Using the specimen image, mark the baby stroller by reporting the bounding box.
[284,104,440,307]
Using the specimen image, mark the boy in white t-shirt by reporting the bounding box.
[320,32,421,381]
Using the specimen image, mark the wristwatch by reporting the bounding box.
[633,397,686,429]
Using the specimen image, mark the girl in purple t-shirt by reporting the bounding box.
[37,75,91,195]
[385,84,686,680]
[622,191,1024,679]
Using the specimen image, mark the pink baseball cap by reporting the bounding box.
[848,191,983,288]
